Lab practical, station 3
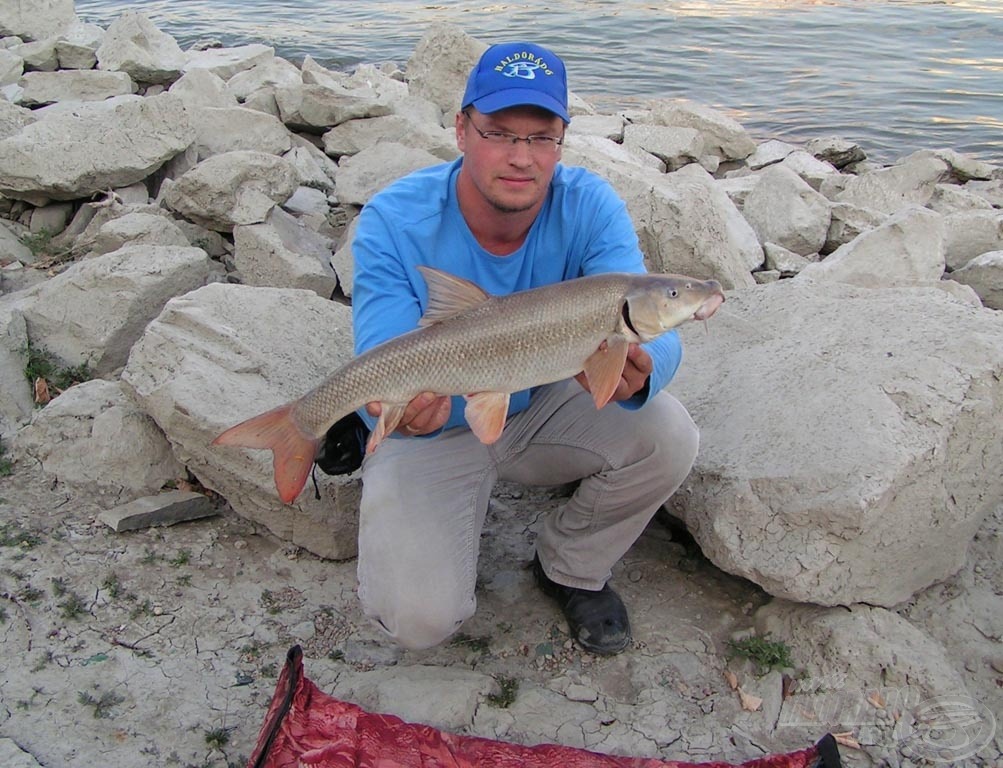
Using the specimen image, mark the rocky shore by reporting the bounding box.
[1,2,1001,767]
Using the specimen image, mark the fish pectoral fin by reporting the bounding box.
[583,337,630,409]
[212,402,319,505]
[463,392,510,444]
[417,266,491,327]
[366,403,408,454]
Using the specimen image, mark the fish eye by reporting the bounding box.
[668,289,678,298]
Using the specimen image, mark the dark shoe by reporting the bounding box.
[532,555,631,655]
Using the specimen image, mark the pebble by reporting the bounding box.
[627,569,642,583]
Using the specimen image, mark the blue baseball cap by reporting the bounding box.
[461,42,570,123]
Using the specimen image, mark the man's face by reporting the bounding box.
[455,106,565,215]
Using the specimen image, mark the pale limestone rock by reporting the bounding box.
[330,215,358,297]
[98,489,217,532]
[322,113,457,161]
[226,56,302,101]
[183,43,274,81]
[777,150,839,191]
[746,139,799,170]
[799,206,944,287]
[648,98,756,161]
[741,164,831,256]
[763,242,814,275]
[405,23,484,119]
[284,139,338,192]
[823,201,886,254]
[803,135,865,169]
[18,69,137,106]
[622,123,704,172]
[927,182,996,214]
[282,186,329,217]
[829,153,950,214]
[28,201,72,235]
[0,0,76,42]
[335,142,442,207]
[668,279,1003,606]
[0,46,21,86]
[162,150,297,232]
[90,212,190,256]
[9,37,57,71]
[95,12,186,85]
[566,114,625,141]
[167,67,238,108]
[187,105,292,160]
[274,82,393,133]
[53,20,104,70]
[232,206,337,297]
[122,283,361,559]
[0,92,194,202]
[0,218,32,263]
[0,304,32,438]
[951,250,1003,310]
[942,210,1003,271]
[15,245,215,374]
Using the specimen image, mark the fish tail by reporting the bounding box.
[212,403,320,504]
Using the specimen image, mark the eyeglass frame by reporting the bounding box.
[462,110,565,152]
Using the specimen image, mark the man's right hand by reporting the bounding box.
[366,392,451,437]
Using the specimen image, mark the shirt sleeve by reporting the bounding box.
[573,177,683,409]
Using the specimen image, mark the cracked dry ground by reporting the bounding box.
[1,460,1000,767]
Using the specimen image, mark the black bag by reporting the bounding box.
[314,412,370,476]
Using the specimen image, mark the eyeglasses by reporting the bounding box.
[463,111,564,154]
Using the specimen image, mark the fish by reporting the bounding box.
[213,267,725,503]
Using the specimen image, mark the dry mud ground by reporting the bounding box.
[0,459,1000,768]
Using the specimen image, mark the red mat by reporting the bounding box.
[249,646,841,768]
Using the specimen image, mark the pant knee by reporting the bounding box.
[359,583,474,651]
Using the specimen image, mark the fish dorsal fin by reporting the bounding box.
[417,266,491,327]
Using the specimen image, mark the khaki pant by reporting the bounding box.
[356,380,699,650]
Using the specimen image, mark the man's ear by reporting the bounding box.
[455,111,467,152]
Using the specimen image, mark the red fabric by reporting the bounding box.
[249,647,836,768]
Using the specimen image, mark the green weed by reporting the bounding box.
[449,633,490,653]
[486,676,518,708]
[59,591,88,620]
[205,726,231,750]
[21,340,93,393]
[727,633,793,674]
[78,689,125,719]
[0,438,13,476]
[0,523,40,549]
[168,549,191,567]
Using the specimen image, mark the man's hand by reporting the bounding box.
[366,392,451,437]
[574,343,652,402]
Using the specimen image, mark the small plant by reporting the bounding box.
[205,726,231,750]
[0,523,40,549]
[51,576,68,596]
[486,676,518,708]
[168,549,191,567]
[101,572,123,599]
[259,662,278,678]
[0,438,13,476]
[175,574,192,587]
[129,599,153,620]
[21,340,93,395]
[141,548,159,565]
[259,589,281,615]
[449,633,490,653]
[59,591,88,620]
[20,585,44,603]
[0,605,7,623]
[78,688,125,719]
[727,633,794,674]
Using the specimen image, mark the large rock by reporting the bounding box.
[16,245,215,375]
[334,142,442,207]
[648,99,756,161]
[13,379,184,497]
[0,0,76,42]
[0,304,32,439]
[95,12,186,85]
[122,283,361,560]
[186,105,292,159]
[53,20,104,70]
[321,114,458,161]
[183,43,274,81]
[942,210,1003,271]
[162,150,297,232]
[405,23,484,119]
[798,206,944,287]
[828,153,950,214]
[740,164,832,256]
[951,250,1003,310]
[666,279,1003,606]
[18,69,137,106]
[273,82,392,133]
[0,92,194,202]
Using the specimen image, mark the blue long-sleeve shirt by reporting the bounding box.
[350,158,683,434]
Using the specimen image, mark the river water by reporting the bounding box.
[74,0,1003,164]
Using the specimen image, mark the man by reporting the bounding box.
[348,42,699,655]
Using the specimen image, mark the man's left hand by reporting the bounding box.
[575,343,652,402]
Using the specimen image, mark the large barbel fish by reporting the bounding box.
[213,267,724,503]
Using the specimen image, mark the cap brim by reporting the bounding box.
[470,89,570,123]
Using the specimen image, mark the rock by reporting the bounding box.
[803,136,866,169]
[567,114,625,141]
[405,23,484,118]
[13,379,184,496]
[0,218,33,264]
[334,142,442,207]
[0,0,76,42]
[321,114,458,161]
[15,245,215,374]
[232,206,337,297]
[330,215,359,297]
[162,150,297,232]
[95,12,186,85]
[0,100,34,140]
[667,279,1003,606]
[90,212,191,256]
[98,489,217,532]
[823,201,887,254]
[10,37,57,73]
[28,201,73,236]
[226,56,303,101]
[777,150,839,191]
[18,69,137,106]
[284,139,338,192]
[926,182,996,214]
[741,164,832,256]
[167,67,238,108]
[763,242,814,276]
[622,123,705,172]
[648,98,756,161]
[798,206,944,287]
[183,43,274,81]
[273,82,393,133]
[941,210,1003,271]
[746,139,799,170]
[53,21,104,70]
[282,186,329,217]
[0,737,43,768]
[0,46,22,87]
[0,92,194,202]
[951,251,1003,310]
[0,305,32,438]
[829,153,950,214]
[122,283,361,560]
[187,105,292,159]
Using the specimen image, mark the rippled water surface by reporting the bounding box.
[75,0,1003,163]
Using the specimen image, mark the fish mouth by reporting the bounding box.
[693,292,725,321]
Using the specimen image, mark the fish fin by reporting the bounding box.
[463,391,510,444]
[417,266,490,327]
[366,402,407,454]
[212,403,319,505]
[583,337,629,409]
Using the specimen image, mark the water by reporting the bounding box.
[73,0,1003,165]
